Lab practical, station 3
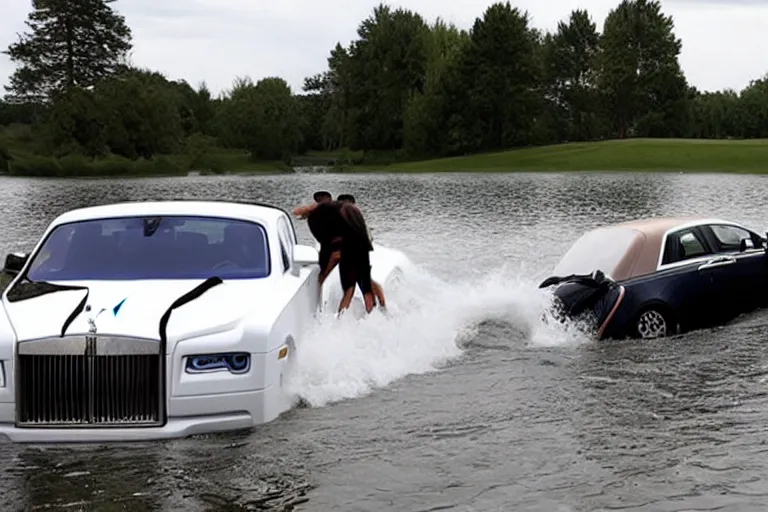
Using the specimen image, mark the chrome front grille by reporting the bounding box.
[16,336,165,427]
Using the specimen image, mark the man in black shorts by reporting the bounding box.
[336,193,386,310]
[334,201,377,313]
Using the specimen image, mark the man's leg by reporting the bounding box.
[318,245,330,279]
[355,251,376,314]
[337,256,357,313]
[371,279,386,309]
[318,238,342,286]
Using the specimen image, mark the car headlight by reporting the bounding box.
[185,353,251,375]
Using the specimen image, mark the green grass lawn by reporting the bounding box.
[350,138,768,174]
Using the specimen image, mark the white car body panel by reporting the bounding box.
[319,243,409,315]
[0,200,406,443]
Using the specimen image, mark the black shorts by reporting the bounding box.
[318,238,343,271]
[339,245,372,295]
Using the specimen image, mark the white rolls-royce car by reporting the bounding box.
[0,200,405,443]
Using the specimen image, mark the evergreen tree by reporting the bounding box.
[3,0,132,103]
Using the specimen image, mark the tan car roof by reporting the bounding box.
[602,217,709,281]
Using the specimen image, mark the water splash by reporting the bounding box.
[283,256,592,408]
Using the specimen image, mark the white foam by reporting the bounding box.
[283,257,592,408]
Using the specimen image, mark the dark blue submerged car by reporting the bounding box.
[540,217,768,340]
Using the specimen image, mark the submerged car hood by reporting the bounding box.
[2,278,280,344]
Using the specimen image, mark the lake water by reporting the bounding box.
[2,171,768,511]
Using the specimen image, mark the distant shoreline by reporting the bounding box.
[3,138,768,177]
[337,138,768,174]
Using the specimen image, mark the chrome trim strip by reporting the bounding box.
[655,219,753,271]
[698,256,737,271]
[18,336,160,356]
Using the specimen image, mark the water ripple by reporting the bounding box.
[3,173,768,510]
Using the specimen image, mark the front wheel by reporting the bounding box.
[634,307,673,339]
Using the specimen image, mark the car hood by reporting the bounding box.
[2,278,280,344]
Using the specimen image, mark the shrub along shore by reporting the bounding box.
[0,147,293,177]
[2,138,768,177]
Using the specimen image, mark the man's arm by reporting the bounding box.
[318,249,341,285]
[292,203,318,219]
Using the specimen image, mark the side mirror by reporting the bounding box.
[3,252,28,275]
[740,238,755,252]
[292,245,318,267]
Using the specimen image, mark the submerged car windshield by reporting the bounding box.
[25,215,271,281]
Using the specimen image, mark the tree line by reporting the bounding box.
[0,0,767,176]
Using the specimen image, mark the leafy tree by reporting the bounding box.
[92,68,186,158]
[0,100,39,126]
[598,0,687,138]
[688,89,740,139]
[8,0,768,176]
[402,18,469,157]
[345,4,430,151]
[217,77,302,160]
[450,2,542,152]
[4,0,132,103]
[542,9,602,142]
[36,67,188,159]
[738,76,768,139]
[41,86,107,156]
[303,43,354,151]
[169,80,217,137]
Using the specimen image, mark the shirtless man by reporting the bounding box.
[293,191,342,286]
[336,193,386,309]
[293,193,378,313]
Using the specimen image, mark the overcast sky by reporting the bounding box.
[0,0,766,97]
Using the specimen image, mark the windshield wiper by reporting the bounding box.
[158,276,223,346]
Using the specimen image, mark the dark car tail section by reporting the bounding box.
[539,270,626,339]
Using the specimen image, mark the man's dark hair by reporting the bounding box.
[337,193,356,204]
[313,190,332,202]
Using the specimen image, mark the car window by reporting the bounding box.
[709,224,758,252]
[662,229,711,265]
[25,215,272,281]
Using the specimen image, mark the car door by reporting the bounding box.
[699,223,768,314]
[277,215,320,323]
[657,226,728,329]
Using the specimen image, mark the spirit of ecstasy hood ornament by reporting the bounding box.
[87,307,107,334]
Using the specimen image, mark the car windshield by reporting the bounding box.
[552,226,642,279]
[25,215,271,281]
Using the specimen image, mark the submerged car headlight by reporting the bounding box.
[185,353,251,375]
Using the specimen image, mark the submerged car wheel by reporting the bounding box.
[634,307,671,339]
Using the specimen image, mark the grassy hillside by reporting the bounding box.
[353,138,768,173]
